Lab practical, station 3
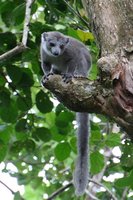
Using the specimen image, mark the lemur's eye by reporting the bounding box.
[60,44,64,49]
[49,42,55,47]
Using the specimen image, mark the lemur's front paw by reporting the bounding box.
[41,72,54,86]
[74,75,86,78]
[61,73,73,83]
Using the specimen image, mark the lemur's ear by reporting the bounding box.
[41,32,48,41]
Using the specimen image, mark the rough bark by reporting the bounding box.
[42,0,133,138]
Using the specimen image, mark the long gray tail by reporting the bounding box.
[73,112,89,196]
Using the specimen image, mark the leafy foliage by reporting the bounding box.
[0,0,132,200]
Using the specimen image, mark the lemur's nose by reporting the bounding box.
[53,52,59,56]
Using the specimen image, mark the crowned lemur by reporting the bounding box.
[40,31,91,196]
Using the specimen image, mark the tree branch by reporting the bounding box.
[0,180,15,195]
[85,191,100,200]
[121,187,129,200]
[22,0,34,46]
[89,179,118,200]
[0,44,26,63]
[46,181,73,200]
[42,74,133,138]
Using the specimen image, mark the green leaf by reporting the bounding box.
[67,28,80,40]
[23,184,43,200]
[53,0,67,12]
[115,171,133,188]
[0,89,10,106]
[33,127,52,142]
[115,176,131,188]
[0,125,12,143]
[22,49,37,62]
[57,126,71,136]
[0,101,18,123]
[16,95,32,112]
[77,29,94,42]
[15,119,27,132]
[91,122,101,132]
[105,133,121,147]
[18,68,34,88]
[36,90,53,113]
[30,22,44,37]
[17,174,30,185]
[0,32,17,49]
[89,63,98,80]
[90,151,104,174]
[12,3,25,25]
[91,130,101,143]
[24,139,36,152]
[70,137,77,153]
[0,1,12,13]
[91,123,101,143]
[121,142,133,168]
[0,140,7,162]
[54,142,71,161]
[10,141,24,153]
[0,76,6,86]
[31,3,38,15]
[1,7,13,27]
[55,111,75,128]
[15,131,28,141]
[55,103,67,115]
[6,65,23,84]
[14,192,22,200]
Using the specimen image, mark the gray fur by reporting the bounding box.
[74,113,89,196]
[41,31,91,77]
[40,31,91,196]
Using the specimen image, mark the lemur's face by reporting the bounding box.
[41,32,69,57]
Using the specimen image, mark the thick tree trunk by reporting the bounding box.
[82,0,133,137]
[42,0,133,138]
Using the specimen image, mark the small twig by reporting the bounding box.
[46,181,73,200]
[19,159,46,165]
[22,0,34,46]
[85,190,100,200]
[89,178,118,200]
[59,167,70,174]
[121,187,129,200]
[0,180,15,195]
